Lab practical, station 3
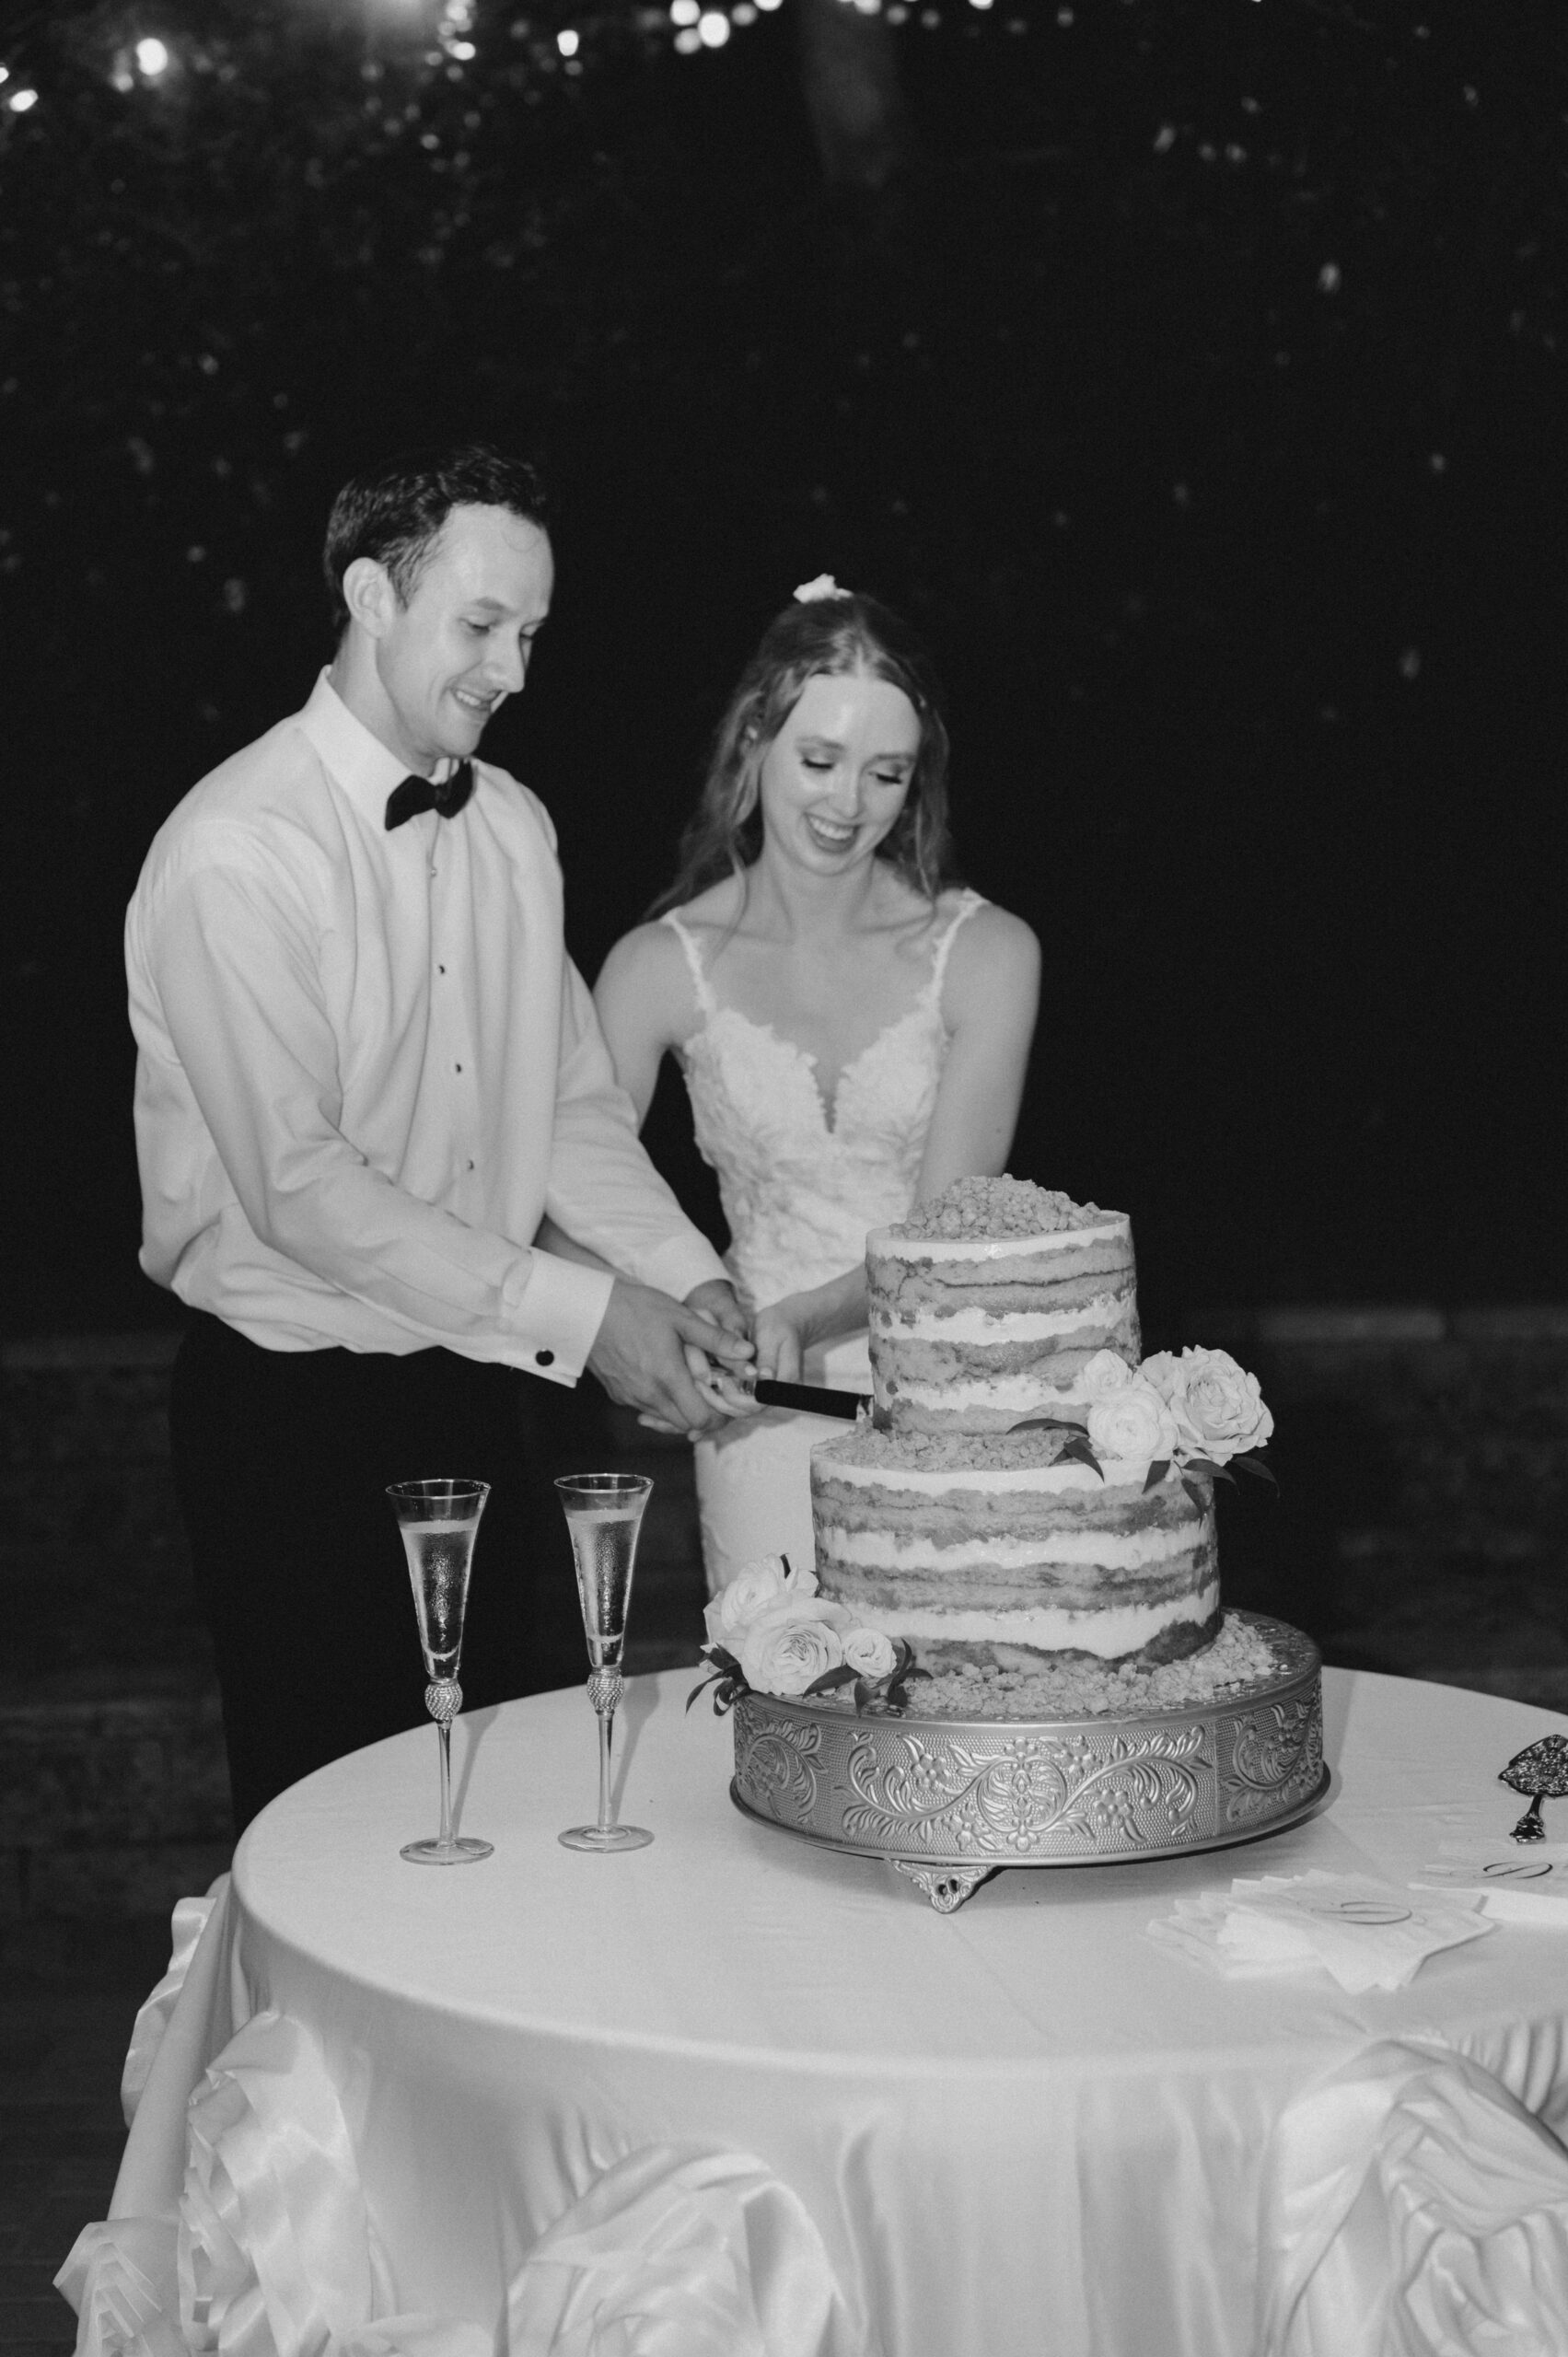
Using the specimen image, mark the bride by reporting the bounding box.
[593,580,1040,1593]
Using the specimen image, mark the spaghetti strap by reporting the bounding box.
[661,909,718,1018]
[924,888,986,1009]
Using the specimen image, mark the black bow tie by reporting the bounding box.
[384,761,475,831]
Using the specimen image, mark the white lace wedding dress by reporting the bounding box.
[663,889,984,1593]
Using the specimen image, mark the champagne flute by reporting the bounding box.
[386,1478,494,1865]
[554,1473,655,1852]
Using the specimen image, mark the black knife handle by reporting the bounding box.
[751,1378,869,1421]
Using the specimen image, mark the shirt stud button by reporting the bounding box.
[536,1349,555,1368]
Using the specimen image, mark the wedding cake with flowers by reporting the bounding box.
[701,1178,1279,1721]
[700,1179,1320,1908]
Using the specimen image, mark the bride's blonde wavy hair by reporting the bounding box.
[648,591,958,916]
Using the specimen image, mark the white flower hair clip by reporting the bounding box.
[793,575,849,604]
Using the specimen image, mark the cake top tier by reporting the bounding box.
[888,1175,1118,1244]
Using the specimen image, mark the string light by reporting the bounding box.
[0,0,1028,129]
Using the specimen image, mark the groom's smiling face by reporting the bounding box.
[360,503,554,774]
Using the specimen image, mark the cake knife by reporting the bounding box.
[749,1378,869,1421]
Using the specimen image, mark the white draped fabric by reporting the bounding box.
[59,1670,1568,2357]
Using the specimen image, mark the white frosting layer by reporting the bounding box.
[846,1583,1221,1659]
[819,1521,1202,1573]
[867,1215,1130,1266]
[871,1294,1132,1346]
[815,1449,1153,1497]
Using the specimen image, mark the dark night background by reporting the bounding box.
[2,0,1563,1341]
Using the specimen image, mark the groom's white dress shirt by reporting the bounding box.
[126,670,725,1380]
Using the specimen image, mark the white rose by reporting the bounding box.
[842,1627,898,1680]
[739,1599,851,1697]
[703,1554,818,1652]
[1135,1351,1182,1402]
[1086,1380,1179,1468]
[1166,1348,1273,1465]
[1080,1349,1133,1402]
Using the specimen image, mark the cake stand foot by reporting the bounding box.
[892,1861,996,1913]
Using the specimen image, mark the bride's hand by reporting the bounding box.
[751,1298,814,1385]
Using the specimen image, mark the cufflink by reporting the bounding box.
[535,1349,554,1368]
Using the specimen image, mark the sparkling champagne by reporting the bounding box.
[385,1478,491,1867]
[563,1504,641,1668]
[400,1521,478,1680]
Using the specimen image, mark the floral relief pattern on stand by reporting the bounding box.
[837,1723,1209,1858]
[733,1702,828,1822]
[1223,1694,1325,1826]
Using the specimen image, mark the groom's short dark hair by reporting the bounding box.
[323,444,551,634]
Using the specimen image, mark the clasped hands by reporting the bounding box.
[587,1275,821,1443]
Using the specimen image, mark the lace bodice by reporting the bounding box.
[663,891,984,1319]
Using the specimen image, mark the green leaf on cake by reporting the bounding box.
[1143,1457,1170,1492]
[687,1643,747,1716]
[802,1663,858,1698]
[883,1663,932,1715]
[1006,1412,1102,1477]
[1230,1450,1278,1487]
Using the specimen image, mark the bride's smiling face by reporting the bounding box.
[757,670,922,875]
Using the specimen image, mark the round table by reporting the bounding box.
[215,1666,1568,2357]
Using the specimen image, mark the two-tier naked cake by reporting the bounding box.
[722,1176,1325,1908]
[814,1178,1217,1678]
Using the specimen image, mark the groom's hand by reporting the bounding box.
[587,1278,753,1437]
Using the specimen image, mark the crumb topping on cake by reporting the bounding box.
[890,1175,1113,1242]
[903,1613,1279,1719]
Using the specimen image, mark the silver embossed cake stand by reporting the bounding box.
[729,1612,1326,1911]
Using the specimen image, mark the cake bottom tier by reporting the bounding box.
[811,1445,1218,1670]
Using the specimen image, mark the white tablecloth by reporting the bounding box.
[62,1670,1568,2357]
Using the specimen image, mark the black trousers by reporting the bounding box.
[170,1313,586,1834]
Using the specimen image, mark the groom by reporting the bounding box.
[126,443,750,1831]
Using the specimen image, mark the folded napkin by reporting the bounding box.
[1413,1840,1568,1927]
[1148,1871,1495,1992]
